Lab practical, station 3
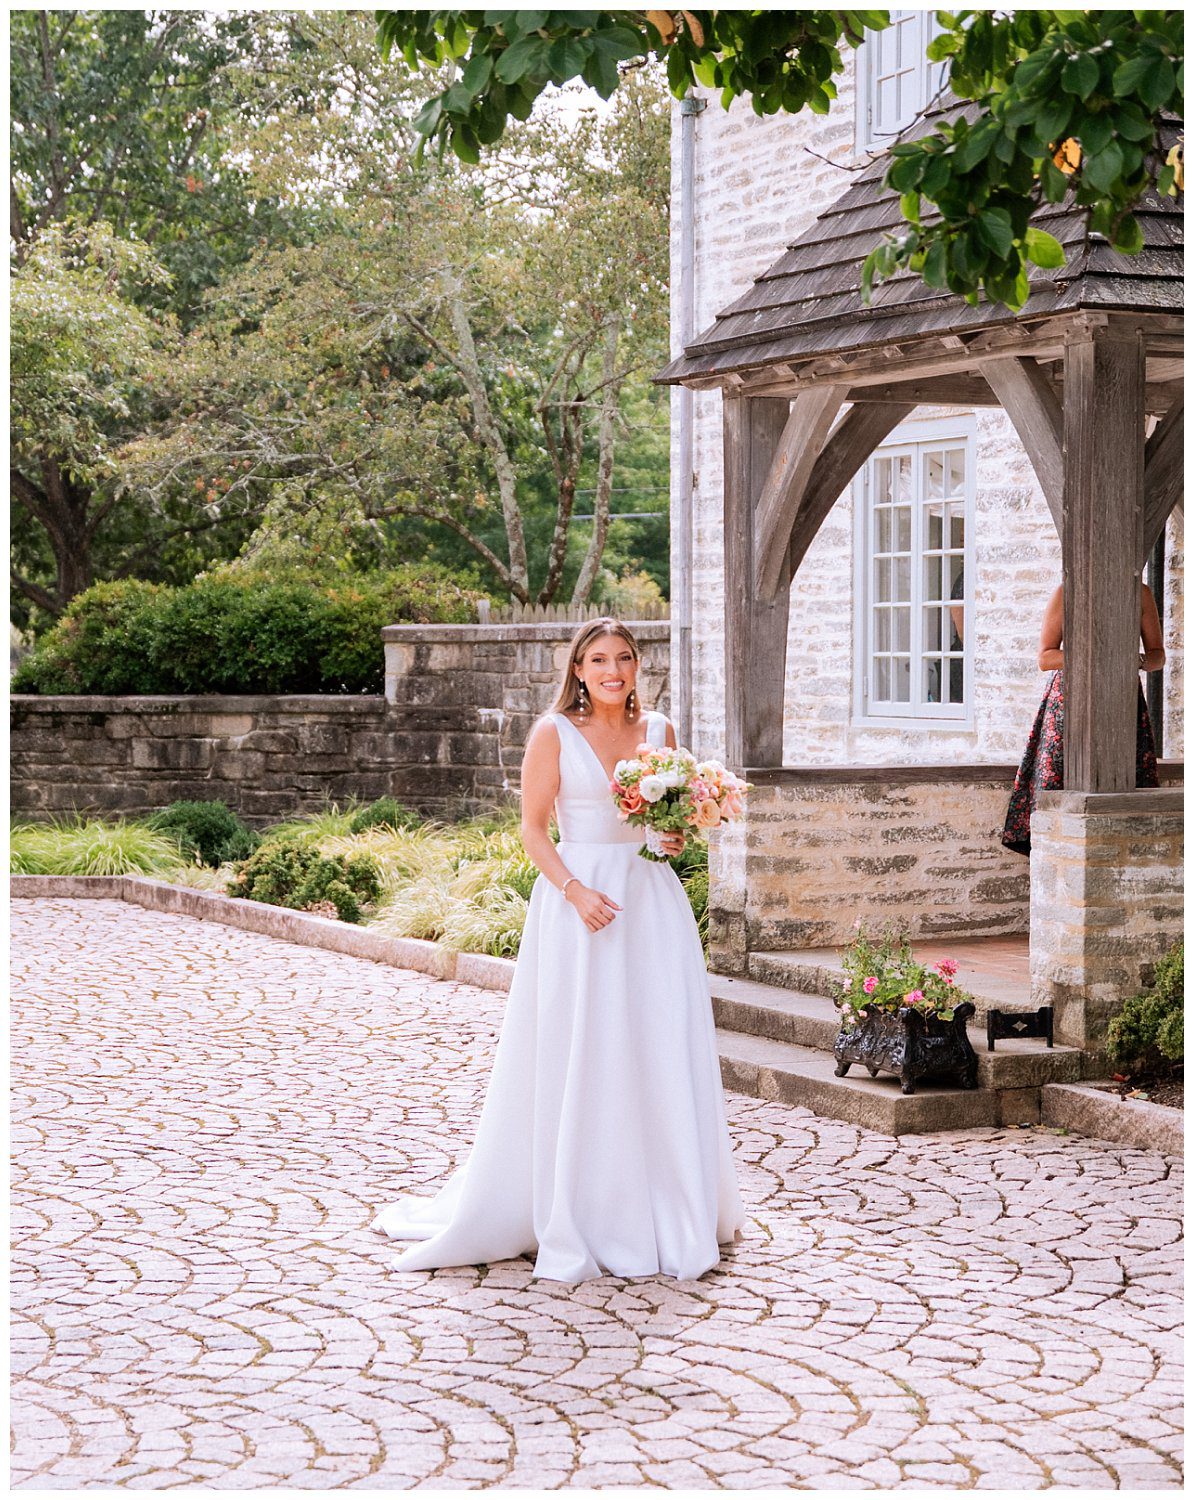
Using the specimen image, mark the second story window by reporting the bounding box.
[856,11,947,153]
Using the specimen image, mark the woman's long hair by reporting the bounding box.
[547,617,644,722]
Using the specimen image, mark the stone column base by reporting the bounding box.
[1030,789,1183,1047]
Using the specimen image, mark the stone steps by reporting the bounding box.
[709,965,1104,1137]
[745,946,1030,1023]
[715,1029,1003,1136]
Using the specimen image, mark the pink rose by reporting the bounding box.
[621,787,645,814]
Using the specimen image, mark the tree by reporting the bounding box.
[10,224,177,615]
[120,37,671,607]
[375,9,1185,310]
[9,10,321,620]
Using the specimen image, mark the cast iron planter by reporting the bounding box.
[834,1002,979,1094]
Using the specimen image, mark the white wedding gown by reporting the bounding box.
[371,709,747,1282]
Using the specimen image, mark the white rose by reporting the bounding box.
[657,769,682,789]
[638,774,666,802]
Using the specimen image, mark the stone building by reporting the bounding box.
[666,24,1183,769]
[657,16,1183,1080]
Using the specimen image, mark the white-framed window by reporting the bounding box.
[853,419,975,724]
[856,10,948,154]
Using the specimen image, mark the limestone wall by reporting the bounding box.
[670,62,1185,770]
[10,622,671,824]
[1030,789,1185,1046]
[706,767,1033,973]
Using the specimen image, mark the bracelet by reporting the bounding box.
[560,876,579,899]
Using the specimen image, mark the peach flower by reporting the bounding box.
[694,798,722,829]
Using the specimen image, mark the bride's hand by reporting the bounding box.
[660,831,686,857]
[568,884,622,933]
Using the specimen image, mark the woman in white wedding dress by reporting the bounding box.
[371,617,747,1283]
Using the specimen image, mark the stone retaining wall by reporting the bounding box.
[1030,788,1185,1047]
[707,767,1033,972]
[10,621,671,824]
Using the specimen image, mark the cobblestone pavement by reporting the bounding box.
[12,898,1184,1490]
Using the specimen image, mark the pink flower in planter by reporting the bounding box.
[862,976,878,994]
[936,958,959,977]
[905,989,925,1005]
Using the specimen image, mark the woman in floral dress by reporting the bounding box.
[1001,582,1165,856]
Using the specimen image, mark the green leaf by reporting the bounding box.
[976,206,1014,257]
[955,117,1000,172]
[1024,226,1066,268]
[899,190,921,223]
[1077,112,1112,156]
[461,51,493,94]
[1139,55,1176,111]
[494,34,547,84]
[1083,138,1124,193]
[888,153,925,192]
[1110,212,1145,253]
[411,95,444,139]
[923,238,948,288]
[450,122,481,164]
[1061,53,1100,100]
[1112,51,1157,99]
[546,36,587,81]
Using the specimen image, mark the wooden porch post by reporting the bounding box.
[723,395,791,767]
[1061,325,1146,792]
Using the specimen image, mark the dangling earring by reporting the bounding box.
[577,680,587,713]
[627,687,635,716]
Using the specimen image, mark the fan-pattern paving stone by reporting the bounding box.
[11,898,1184,1490]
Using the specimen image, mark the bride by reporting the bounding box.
[371,617,747,1282]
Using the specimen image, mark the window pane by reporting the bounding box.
[875,657,891,701]
[894,556,911,600]
[875,506,892,553]
[949,509,965,550]
[875,557,892,602]
[874,457,892,504]
[874,608,891,651]
[924,606,943,651]
[946,449,965,496]
[925,658,943,704]
[948,605,964,651]
[947,655,964,704]
[892,656,911,703]
[895,505,912,551]
[925,452,945,500]
[924,555,943,601]
[926,504,943,551]
[895,454,912,502]
[894,607,910,652]
[949,555,965,600]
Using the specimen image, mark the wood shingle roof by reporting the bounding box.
[655,102,1184,388]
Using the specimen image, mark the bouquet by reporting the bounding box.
[838,924,972,1025]
[608,739,753,862]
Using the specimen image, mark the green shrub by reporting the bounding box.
[11,580,166,694]
[1107,942,1184,1072]
[227,837,382,922]
[147,800,260,867]
[12,564,481,696]
[348,797,423,834]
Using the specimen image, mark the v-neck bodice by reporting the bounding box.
[549,710,665,845]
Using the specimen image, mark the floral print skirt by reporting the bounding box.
[1001,671,1160,857]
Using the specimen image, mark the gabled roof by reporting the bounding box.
[655,102,1183,388]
